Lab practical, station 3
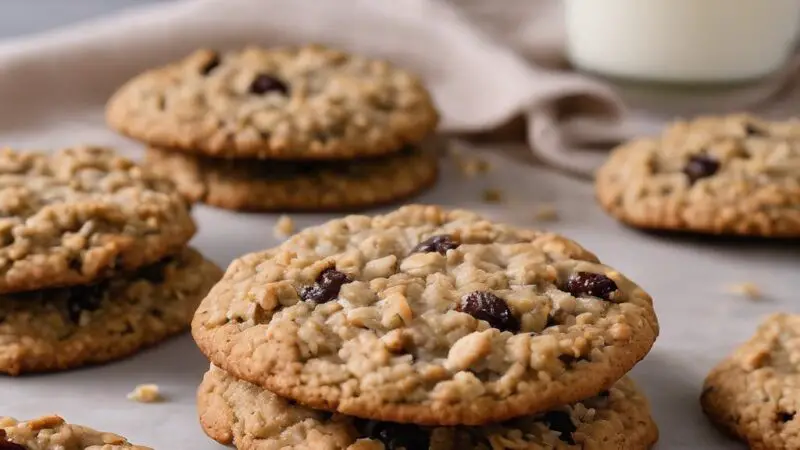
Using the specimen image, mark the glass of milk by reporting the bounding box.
[565,0,800,84]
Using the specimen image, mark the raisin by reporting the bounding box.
[458,291,520,332]
[249,73,289,95]
[683,154,720,184]
[200,52,221,75]
[355,419,430,450]
[563,272,618,301]
[300,268,352,304]
[65,284,106,323]
[543,410,577,445]
[779,411,795,423]
[598,390,610,398]
[411,235,459,255]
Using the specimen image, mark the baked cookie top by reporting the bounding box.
[192,205,659,425]
[144,145,438,212]
[0,247,222,375]
[0,415,151,450]
[107,45,439,160]
[596,114,800,237]
[0,146,195,294]
[702,313,800,450]
[198,366,659,450]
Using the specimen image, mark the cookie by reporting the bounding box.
[106,46,439,160]
[596,114,800,237]
[0,415,151,450]
[144,146,438,212]
[198,366,659,450]
[0,146,196,294]
[192,205,659,425]
[701,313,800,449]
[0,247,221,375]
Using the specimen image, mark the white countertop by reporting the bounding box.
[2,139,798,449]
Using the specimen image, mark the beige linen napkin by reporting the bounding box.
[0,0,798,176]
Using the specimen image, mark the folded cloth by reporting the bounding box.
[0,0,798,177]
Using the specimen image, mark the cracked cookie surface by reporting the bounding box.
[198,366,658,450]
[0,146,196,294]
[0,247,221,375]
[192,205,659,425]
[596,114,800,237]
[0,415,151,450]
[107,45,439,160]
[144,146,438,211]
[702,313,800,449]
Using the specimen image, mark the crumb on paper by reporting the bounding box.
[445,145,464,158]
[481,188,504,204]
[127,384,163,403]
[458,157,491,178]
[534,203,559,222]
[273,215,295,239]
[725,282,762,300]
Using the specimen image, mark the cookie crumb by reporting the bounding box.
[127,384,162,403]
[458,157,491,178]
[481,188,504,204]
[273,215,295,239]
[726,282,762,300]
[534,204,559,222]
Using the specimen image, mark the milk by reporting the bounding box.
[565,0,800,83]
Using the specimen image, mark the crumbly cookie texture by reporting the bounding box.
[192,205,659,425]
[596,114,800,237]
[702,313,800,449]
[0,415,151,450]
[144,146,438,212]
[107,45,439,160]
[0,247,221,375]
[198,366,659,450]
[0,146,196,294]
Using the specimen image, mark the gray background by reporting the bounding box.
[0,0,164,39]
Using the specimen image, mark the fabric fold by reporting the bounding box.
[0,0,797,176]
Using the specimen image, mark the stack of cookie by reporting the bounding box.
[191,205,661,449]
[106,45,440,212]
[0,146,222,375]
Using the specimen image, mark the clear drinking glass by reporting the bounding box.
[565,0,800,84]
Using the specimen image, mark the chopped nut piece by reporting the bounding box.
[481,188,504,204]
[534,204,559,222]
[726,282,762,300]
[26,415,65,430]
[446,330,494,371]
[273,215,295,239]
[127,384,163,403]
